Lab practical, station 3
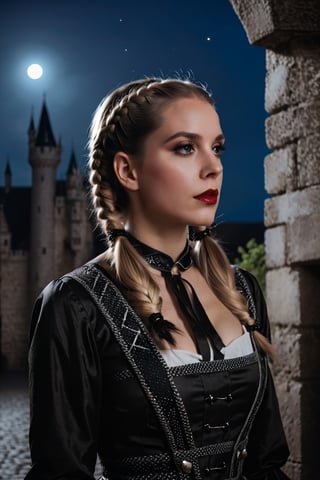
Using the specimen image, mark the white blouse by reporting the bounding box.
[160,326,253,367]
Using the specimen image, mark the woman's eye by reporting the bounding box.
[174,143,195,155]
[212,144,226,156]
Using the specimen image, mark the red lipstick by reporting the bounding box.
[194,189,219,205]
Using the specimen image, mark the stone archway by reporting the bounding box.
[229,1,320,479]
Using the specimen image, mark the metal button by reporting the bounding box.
[204,421,230,432]
[181,460,193,473]
[204,461,227,474]
[237,448,248,459]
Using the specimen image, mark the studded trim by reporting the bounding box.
[107,441,235,479]
[233,266,258,324]
[111,368,133,383]
[169,352,257,377]
[112,353,258,383]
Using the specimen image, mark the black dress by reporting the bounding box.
[25,257,289,480]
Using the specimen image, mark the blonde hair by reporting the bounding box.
[88,77,274,359]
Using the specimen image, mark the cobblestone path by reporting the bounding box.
[0,373,103,479]
[0,373,30,479]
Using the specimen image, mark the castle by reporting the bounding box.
[0,101,95,371]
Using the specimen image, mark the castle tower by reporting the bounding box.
[4,160,12,194]
[29,101,61,302]
[0,204,11,257]
[65,149,92,266]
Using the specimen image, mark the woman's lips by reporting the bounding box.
[194,189,219,205]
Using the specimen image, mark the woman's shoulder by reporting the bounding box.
[39,260,114,304]
[232,265,271,340]
[30,262,115,345]
[232,265,263,299]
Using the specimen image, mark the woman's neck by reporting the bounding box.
[124,223,188,262]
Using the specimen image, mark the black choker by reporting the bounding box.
[125,232,193,273]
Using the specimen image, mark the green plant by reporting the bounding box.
[235,238,266,295]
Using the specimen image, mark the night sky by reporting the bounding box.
[0,0,270,222]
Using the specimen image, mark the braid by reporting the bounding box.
[89,79,162,233]
[192,228,275,360]
[107,237,162,320]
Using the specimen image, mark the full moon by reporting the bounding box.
[27,64,43,80]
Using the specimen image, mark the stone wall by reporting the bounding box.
[0,252,29,370]
[230,1,320,478]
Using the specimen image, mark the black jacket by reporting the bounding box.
[25,264,289,480]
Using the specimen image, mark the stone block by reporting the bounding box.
[266,267,301,325]
[297,133,320,188]
[271,325,301,379]
[272,324,320,381]
[283,461,301,480]
[287,213,320,263]
[265,101,320,149]
[264,185,320,227]
[274,379,301,462]
[264,144,296,194]
[265,225,286,268]
[266,51,320,113]
[267,265,320,327]
[230,0,320,48]
[265,52,294,113]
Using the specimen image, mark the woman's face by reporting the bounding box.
[125,96,224,233]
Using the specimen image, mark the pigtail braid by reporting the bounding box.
[192,228,275,360]
[106,237,162,319]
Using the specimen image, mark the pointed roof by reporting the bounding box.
[28,113,35,133]
[35,101,56,147]
[5,160,11,175]
[67,149,78,175]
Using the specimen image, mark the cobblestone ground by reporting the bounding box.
[0,373,103,479]
[0,373,30,479]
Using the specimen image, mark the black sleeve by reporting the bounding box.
[25,278,107,480]
[238,269,290,480]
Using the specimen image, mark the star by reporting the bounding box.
[207,36,212,42]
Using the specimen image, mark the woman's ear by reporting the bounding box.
[113,152,139,191]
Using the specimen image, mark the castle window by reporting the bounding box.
[42,247,46,254]
[41,175,44,182]
[4,239,8,245]
[38,206,41,213]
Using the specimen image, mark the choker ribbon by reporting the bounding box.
[126,233,224,360]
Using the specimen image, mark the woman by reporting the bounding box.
[25,78,289,480]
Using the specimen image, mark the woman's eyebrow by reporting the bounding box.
[164,131,225,144]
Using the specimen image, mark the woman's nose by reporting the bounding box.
[200,152,223,178]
